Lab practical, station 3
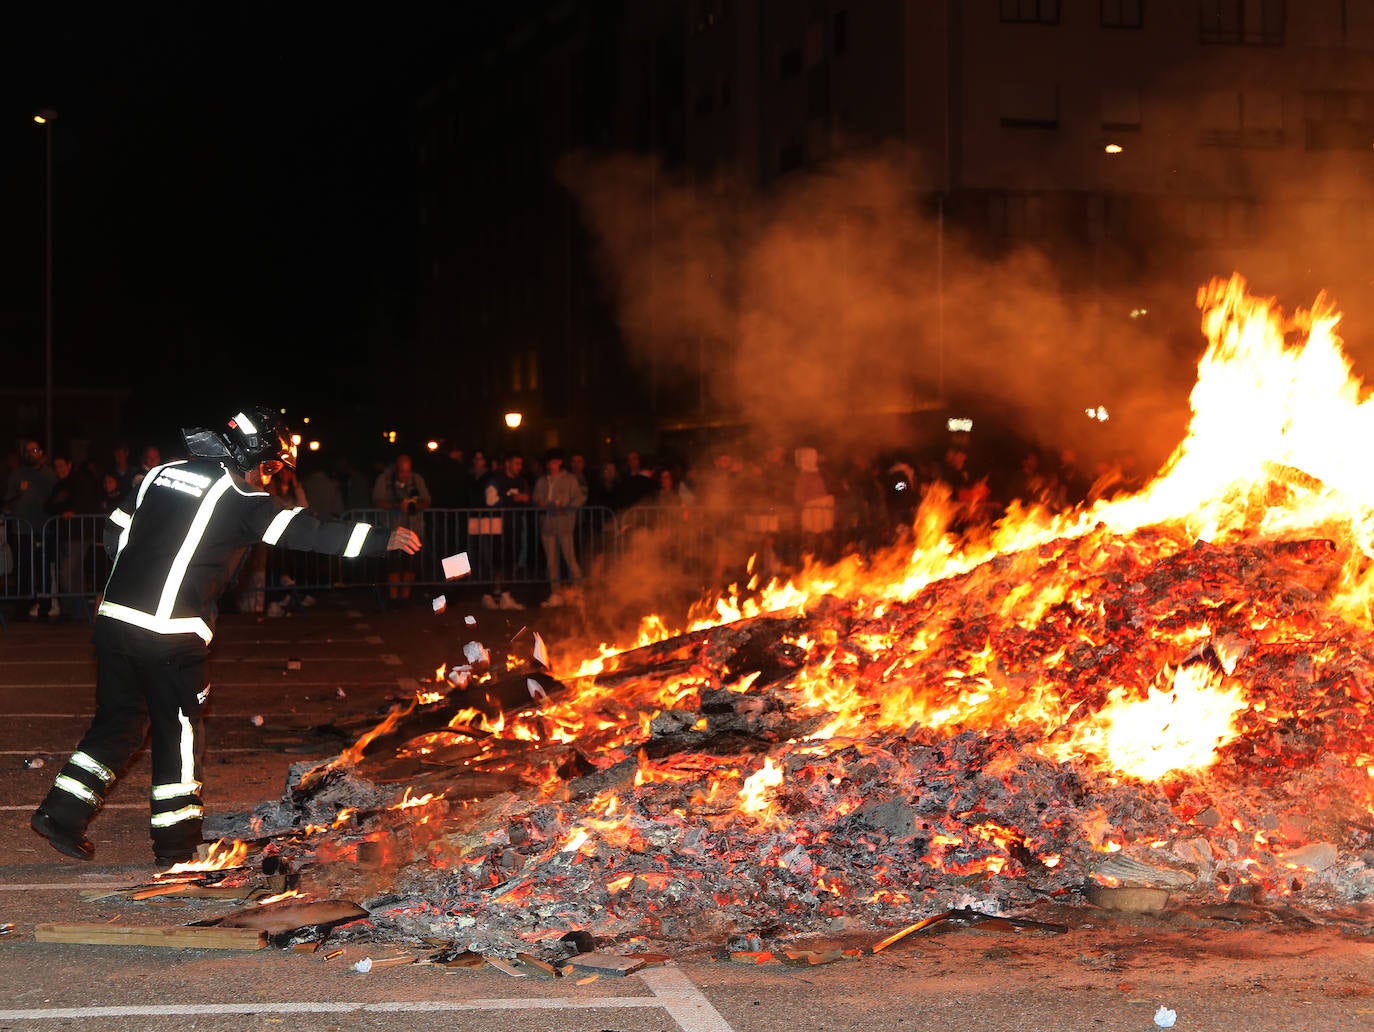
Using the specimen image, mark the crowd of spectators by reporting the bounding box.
[3,432,1146,619]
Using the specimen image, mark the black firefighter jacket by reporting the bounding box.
[99,459,389,644]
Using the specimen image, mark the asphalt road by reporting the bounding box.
[0,593,1371,1031]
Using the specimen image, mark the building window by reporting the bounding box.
[691,0,724,34]
[805,22,825,67]
[1200,0,1285,45]
[1184,198,1261,241]
[807,66,830,119]
[1340,200,1371,241]
[1101,0,1143,27]
[779,47,803,79]
[1000,0,1060,24]
[999,83,1059,129]
[834,10,849,54]
[989,193,1046,237]
[1199,90,1285,145]
[1304,90,1374,150]
[1100,88,1142,131]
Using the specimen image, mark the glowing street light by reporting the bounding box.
[1104,143,1123,154]
[504,412,523,429]
[308,440,320,452]
[425,439,440,452]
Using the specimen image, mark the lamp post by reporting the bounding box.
[34,109,57,454]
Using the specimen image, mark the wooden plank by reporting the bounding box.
[34,922,267,950]
[567,952,646,976]
[512,952,564,979]
[80,882,259,903]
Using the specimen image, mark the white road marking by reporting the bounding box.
[643,965,737,1031]
[0,882,141,891]
[0,803,146,811]
[0,681,394,690]
[0,711,360,718]
[0,660,92,665]
[0,747,282,756]
[0,965,737,1030]
[0,1000,664,1019]
[226,657,382,663]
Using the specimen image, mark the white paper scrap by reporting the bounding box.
[432,595,446,613]
[354,957,373,974]
[532,631,550,669]
[441,552,471,580]
[464,615,477,625]
[526,678,548,701]
[1154,1007,1177,1029]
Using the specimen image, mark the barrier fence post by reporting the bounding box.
[1,517,40,627]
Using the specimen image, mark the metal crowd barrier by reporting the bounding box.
[33,514,109,620]
[248,506,619,608]
[5,501,842,625]
[1,517,39,626]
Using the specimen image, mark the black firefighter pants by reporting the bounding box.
[40,619,208,857]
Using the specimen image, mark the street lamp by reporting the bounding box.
[34,109,57,454]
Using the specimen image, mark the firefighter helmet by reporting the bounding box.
[222,407,296,473]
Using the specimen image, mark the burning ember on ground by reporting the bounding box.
[275,275,1374,950]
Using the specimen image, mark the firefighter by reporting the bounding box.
[30,406,421,866]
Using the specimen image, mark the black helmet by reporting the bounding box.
[223,407,295,473]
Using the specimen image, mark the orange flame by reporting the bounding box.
[1045,662,1249,781]
[738,757,784,818]
[159,838,248,875]
[389,787,444,810]
[335,700,414,769]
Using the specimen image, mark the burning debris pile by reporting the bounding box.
[256,276,1374,952]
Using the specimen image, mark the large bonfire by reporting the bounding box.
[279,275,1374,949]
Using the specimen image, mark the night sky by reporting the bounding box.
[3,8,506,444]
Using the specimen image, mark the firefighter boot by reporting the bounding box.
[30,808,94,862]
